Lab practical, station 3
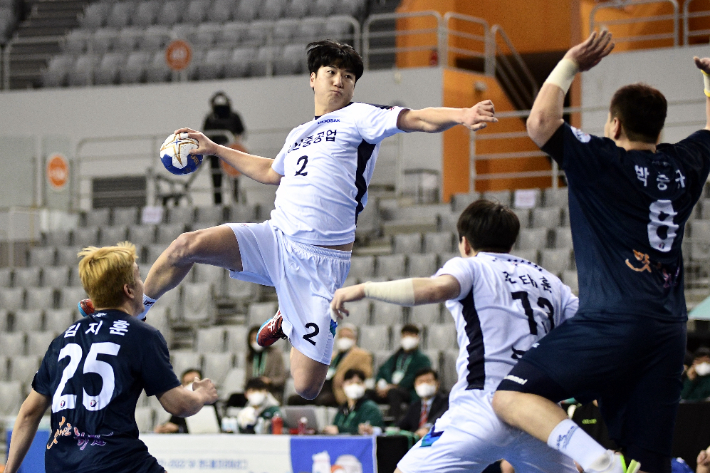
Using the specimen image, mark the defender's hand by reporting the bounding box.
[462,100,498,131]
[330,284,367,321]
[174,127,220,157]
[192,377,218,405]
[563,30,614,72]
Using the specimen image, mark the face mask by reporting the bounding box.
[336,337,355,352]
[251,342,264,353]
[696,362,710,377]
[247,391,266,406]
[401,336,419,351]
[343,383,365,400]
[415,383,437,399]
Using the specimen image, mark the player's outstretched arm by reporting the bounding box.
[693,56,710,131]
[330,276,460,321]
[174,127,282,185]
[397,100,498,133]
[527,30,614,147]
[157,377,218,418]
[4,390,50,473]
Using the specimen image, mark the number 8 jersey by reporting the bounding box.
[270,102,406,246]
[32,309,181,473]
[542,124,710,321]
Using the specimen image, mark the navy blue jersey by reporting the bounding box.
[542,124,710,321]
[32,309,180,473]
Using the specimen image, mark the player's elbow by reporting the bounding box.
[526,113,549,147]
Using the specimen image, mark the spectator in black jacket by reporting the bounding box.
[397,368,448,438]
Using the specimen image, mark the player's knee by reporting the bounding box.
[293,378,321,400]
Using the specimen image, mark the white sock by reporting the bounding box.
[547,419,609,471]
[138,294,157,321]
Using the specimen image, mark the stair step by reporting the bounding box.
[21,17,78,28]
[15,25,69,37]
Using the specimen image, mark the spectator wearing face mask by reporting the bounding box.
[288,323,373,406]
[237,378,282,434]
[246,325,286,402]
[323,369,384,435]
[397,368,448,438]
[372,324,431,420]
[682,347,710,401]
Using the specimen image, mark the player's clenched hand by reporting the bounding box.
[191,377,218,405]
[330,284,367,321]
[694,56,710,75]
[564,30,614,72]
[698,447,710,467]
[173,127,219,157]
[461,100,498,131]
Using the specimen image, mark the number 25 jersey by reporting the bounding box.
[543,124,710,321]
[270,102,406,246]
[32,310,180,473]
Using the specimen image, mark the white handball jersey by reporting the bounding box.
[436,252,578,408]
[270,102,406,245]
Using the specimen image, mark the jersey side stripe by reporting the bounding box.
[461,289,485,390]
[354,140,376,223]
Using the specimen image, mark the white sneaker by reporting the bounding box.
[587,452,640,473]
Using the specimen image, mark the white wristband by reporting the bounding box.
[702,71,710,98]
[545,58,579,94]
[364,279,416,306]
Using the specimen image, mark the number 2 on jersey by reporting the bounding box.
[52,342,120,413]
[295,155,308,176]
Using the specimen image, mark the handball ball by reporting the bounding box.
[160,133,203,175]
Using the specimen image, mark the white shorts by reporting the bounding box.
[226,221,351,365]
[397,390,577,473]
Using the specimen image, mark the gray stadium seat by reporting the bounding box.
[0,332,25,356]
[247,301,278,327]
[359,325,391,352]
[73,227,100,247]
[235,0,260,22]
[146,306,170,344]
[45,229,71,247]
[27,331,56,356]
[324,15,353,42]
[225,325,248,352]
[0,381,23,416]
[107,2,133,28]
[195,206,225,225]
[197,47,231,80]
[215,21,247,47]
[41,265,69,288]
[157,223,185,244]
[553,227,573,249]
[393,233,422,254]
[94,52,126,85]
[45,309,76,334]
[156,1,182,25]
[513,249,539,264]
[141,25,171,50]
[146,50,171,82]
[274,43,305,75]
[294,17,326,43]
[407,254,438,277]
[113,207,140,226]
[99,225,128,246]
[181,282,215,325]
[532,207,561,228]
[42,54,74,88]
[80,2,110,28]
[348,255,375,280]
[250,44,280,76]
[334,0,364,16]
[146,244,166,265]
[224,46,256,78]
[13,309,43,333]
[29,246,56,267]
[309,0,336,17]
[193,264,227,296]
[371,301,404,325]
[259,0,286,20]
[221,367,246,397]
[64,29,90,55]
[190,22,218,48]
[165,207,193,225]
[539,249,572,276]
[0,267,10,287]
[196,327,226,353]
[58,287,88,309]
[440,349,459,390]
[208,0,234,22]
[482,190,512,207]
[376,254,406,279]
[26,287,56,311]
[513,208,531,228]
[185,0,211,22]
[426,324,456,351]
[0,355,7,381]
[517,228,549,250]
[9,355,42,386]
[0,288,24,312]
[132,1,160,27]
[410,304,442,325]
[273,18,300,43]
[128,225,156,246]
[134,406,155,433]
[543,187,568,208]
[339,299,370,326]
[170,350,203,377]
[562,270,578,294]
[114,26,142,52]
[285,0,309,18]
[13,267,41,288]
[56,246,80,266]
[203,352,234,387]
[229,203,258,223]
[424,349,440,372]
[91,28,119,55]
[0,309,8,333]
[692,220,710,241]
[424,231,454,254]
[451,192,480,213]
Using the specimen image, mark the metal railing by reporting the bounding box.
[684,0,710,45]
[589,0,680,48]
[490,25,538,110]
[443,12,492,74]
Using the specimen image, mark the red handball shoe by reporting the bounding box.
[256,309,287,347]
[78,299,95,317]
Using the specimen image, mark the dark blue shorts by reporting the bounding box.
[497,312,686,462]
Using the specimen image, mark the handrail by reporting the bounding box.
[442,12,491,74]
[589,0,679,47]
[683,0,710,45]
[363,10,442,70]
[3,34,65,90]
[490,25,538,110]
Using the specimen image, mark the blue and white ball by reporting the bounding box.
[160,133,203,175]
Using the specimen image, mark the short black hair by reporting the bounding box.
[343,368,366,382]
[307,40,364,81]
[401,324,420,336]
[457,199,520,253]
[609,83,667,144]
[245,377,269,391]
[181,368,202,379]
[695,347,710,359]
[414,367,438,382]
